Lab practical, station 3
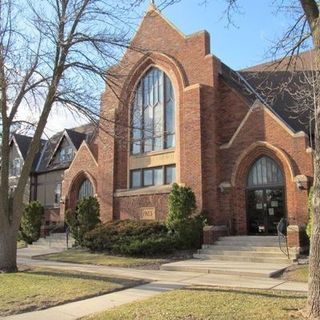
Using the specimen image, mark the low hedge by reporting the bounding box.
[84,220,173,255]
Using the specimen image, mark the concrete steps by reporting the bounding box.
[161,259,289,278]
[161,236,293,278]
[28,233,75,250]
[193,253,291,264]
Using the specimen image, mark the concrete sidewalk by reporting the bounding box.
[17,255,308,291]
[2,281,185,320]
[1,248,306,320]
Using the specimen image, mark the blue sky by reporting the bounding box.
[138,0,304,70]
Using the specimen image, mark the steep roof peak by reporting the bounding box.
[147,1,157,12]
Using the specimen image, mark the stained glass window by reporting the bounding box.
[247,157,284,188]
[131,68,175,154]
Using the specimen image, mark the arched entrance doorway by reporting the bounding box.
[246,156,286,234]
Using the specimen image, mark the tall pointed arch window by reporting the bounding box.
[131,67,175,155]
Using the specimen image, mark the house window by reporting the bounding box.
[54,183,61,206]
[10,158,22,177]
[131,67,175,155]
[130,165,176,189]
[78,179,94,200]
[59,147,73,163]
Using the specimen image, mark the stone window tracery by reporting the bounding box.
[131,67,175,155]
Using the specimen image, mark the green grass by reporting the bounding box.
[0,267,143,317]
[34,249,171,268]
[283,265,309,283]
[86,287,307,320]
[17,240,27,249]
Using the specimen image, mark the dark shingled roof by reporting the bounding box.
[220,54,316,136]
[239,70,313,134]
[13,134,33,160]
[241,50,317,72]
[36,123,97,173]
[13,134,47,171]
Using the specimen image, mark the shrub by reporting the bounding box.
[84,219,171,255]
[113,235,176,256]
[166,183,197,232]
[166,183,205,249]
[66,196,100,245]
[20,201,44,244]
[307,187,314,239]
[174,214,206,250]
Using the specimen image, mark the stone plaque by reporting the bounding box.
[140,207,156,220]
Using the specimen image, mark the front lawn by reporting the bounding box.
[86,287,306,320]
[0,267,142,317]
[34,248,188,269]
[283,265,309,283]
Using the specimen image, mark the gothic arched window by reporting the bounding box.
[247,156,284,188]
[131,67,175,155]
[78,179,94,200]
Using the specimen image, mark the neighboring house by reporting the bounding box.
[61,5,316,254]
[9,134,45,204]
[33,124,96,230]
[6,124,96,233]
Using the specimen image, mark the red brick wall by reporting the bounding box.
[43,208,60,224]
[114,193,170,220]
[97,8,220,220]
[61,142,100,219]
[216,103,313,236]
[61,7,314,251]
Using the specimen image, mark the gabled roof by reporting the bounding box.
[36,123,97,173]
[13,134,33,160]
[220,51,316,136]
[239,70,313,134]
[11,134,47,171]
[242,50,317,72]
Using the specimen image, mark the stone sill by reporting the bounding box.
[130,148,175,160]
[114,185,172,198]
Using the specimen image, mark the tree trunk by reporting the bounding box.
[0,213,18,273]
[307,163,320,318]
[306,33,320,319]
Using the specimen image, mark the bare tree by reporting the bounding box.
[0,0,143,273]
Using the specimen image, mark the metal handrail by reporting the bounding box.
[277,218,290,259]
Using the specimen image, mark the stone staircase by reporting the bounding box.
[28,232,75,250]
[194,236,296,264]
[161,236,295,278]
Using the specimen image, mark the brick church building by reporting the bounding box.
[60,5,315,251]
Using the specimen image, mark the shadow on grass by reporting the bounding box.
[184,286,307,300]
[27,269,144,286]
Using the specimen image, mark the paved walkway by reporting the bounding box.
[3,281,185,320]
[0,248,308,320]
